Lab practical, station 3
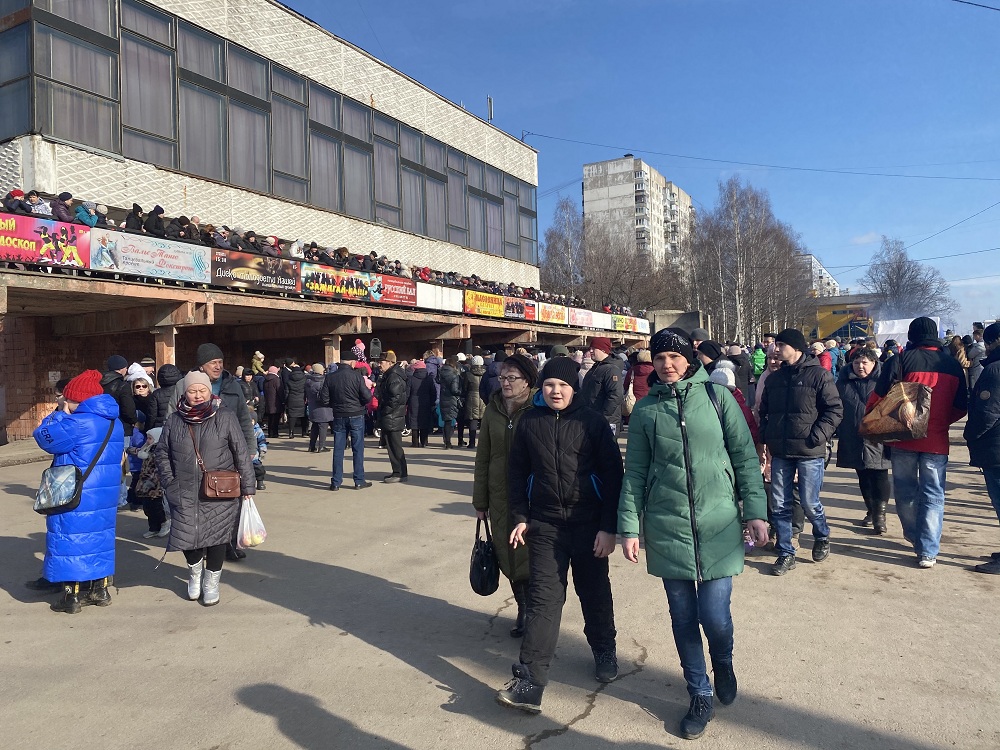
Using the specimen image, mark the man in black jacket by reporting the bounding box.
[758,329,843,576]
[320,352,373,491]
[101,354,137,437]
[579,336,624,435]
[497,357,624,714]
[966,323,1000,573]
[375,351,407,483]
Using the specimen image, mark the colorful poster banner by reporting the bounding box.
[300,264,372,302]
[612,315,638,332]
[569,308,593,327]
[464,290,505,318]
[538,303,569,325]
[369,273,417,307]
[0,215,91,267]
[504,297,536,321]
[88,229,210,283]
[212,249,300,292]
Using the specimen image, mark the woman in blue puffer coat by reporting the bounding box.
[33,370,125,614]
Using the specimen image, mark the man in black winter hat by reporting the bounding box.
[758,328,843,576]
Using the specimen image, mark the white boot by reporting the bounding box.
[201,568,222,606]
[187,559,204,601]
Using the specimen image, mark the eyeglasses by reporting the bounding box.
[498,375,524,383]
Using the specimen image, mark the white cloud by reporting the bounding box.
[850,232,880,246]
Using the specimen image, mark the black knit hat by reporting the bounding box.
[907,317,940,346]
[697,340,724,361]
[196,342,225,366]
[984,322,1000,346]
[650,327,695,363]
[775,328,808,353]
[540,356,580,390]
[502,354,537,386]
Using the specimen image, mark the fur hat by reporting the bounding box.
[637,350,652,363]
[63,370,104,403]
[709,367,736,391]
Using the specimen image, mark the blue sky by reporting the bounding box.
[287,0,1000,330]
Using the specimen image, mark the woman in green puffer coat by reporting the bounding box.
[618,328,768,741]
[472,354,537,637]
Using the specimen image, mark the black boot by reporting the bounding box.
[52,583,82,614]
[83,577,112,607]
[873,502,887,535]
[510,580,529,638]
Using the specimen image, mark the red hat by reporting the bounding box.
[589,337,613,355]
[11,189,24,198]
[63,370,105,403]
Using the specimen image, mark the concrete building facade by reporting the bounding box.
[802,254,840,297]
[581,155,693,268]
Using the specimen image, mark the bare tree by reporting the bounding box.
[861,237,956,320]
[539,197,584,298]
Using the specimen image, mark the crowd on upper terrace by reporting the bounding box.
[0,187,639,313]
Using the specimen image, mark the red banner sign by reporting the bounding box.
[369,273,417,307]
[0,215,91,267]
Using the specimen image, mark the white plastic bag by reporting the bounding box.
[237,497,267,549]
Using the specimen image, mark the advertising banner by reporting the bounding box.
[538,303,569,325]
[0,215,90,267]
[212,249,299,292]
[369,273,417,307]
[504,297,536,321]
[88,229,210,283]
[569,308,593,327]
[464,290,505,318]
[636,318,650,335]
[300,264,372,302]
[612,315,638,332]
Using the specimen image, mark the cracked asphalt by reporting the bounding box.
[2,425,999,749]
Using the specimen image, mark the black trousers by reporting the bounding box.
[384,429,407,478]
[266,413,282,438]
[310,420,329,451]
[443,421,455,447]
[141,494,166,531]
[466,418,480,448]
[856,468,890,512]
[412,428,429,447]
[519,519,616,686]
[183,544,226,572]
[287,416,308,438]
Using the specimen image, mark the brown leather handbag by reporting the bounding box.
[188,425,242,500]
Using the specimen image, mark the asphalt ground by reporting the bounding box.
[2,424,999,749]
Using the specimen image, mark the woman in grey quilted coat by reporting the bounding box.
[155,371,255,606]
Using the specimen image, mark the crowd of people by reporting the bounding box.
[22,314,1000,741]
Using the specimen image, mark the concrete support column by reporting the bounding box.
[322,335,341,365]
[153,326,176,366]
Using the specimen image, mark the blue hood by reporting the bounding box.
[75,393,120,420]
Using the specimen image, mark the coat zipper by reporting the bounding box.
[554,409,564,519]
[675,386,703,581]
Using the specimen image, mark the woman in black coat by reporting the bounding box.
[262,368,284,439]
[437,358,462,449]
[143,205,166,237]
[835,348,890,534]
[407,361,436,447]
[283,365,308,438]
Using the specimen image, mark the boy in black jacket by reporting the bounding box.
[497,357,624,714]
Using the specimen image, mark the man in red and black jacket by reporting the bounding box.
[867,317,967,569]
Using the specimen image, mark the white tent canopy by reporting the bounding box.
[873,317,941,346]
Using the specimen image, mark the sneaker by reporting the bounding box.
[383,475,401,483]
[496,664,543,714]
[680,694,715,740]
[355,481,373,490]
[594,650,618,683]
[812,538,831,563]
[771,554,797,576]
[917,556,936,569]
[142,529,158,539]
[156,519,171,538]
[712,660,737,706]
[975,559,1000,574]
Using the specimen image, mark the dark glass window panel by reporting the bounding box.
[0,1,28,19]
[374,139,399,208]
[400,126,421,163]
[310,132,341,211]
[486,199,502,255]
[505,243,519,259]
[272,97,307,178]
[274,172,307,202]
[521,237,537,265]
[485,165,501,196]
[504,194,518,245]
[271,67,305,103]
[121,0,172,46]
[179,82,225,180]
[425,176,446,240]
[309,83,339,129]
[447,149,466,173]
[35,0,115,38]
[0,78,29,141]
[35,78,119,152]
[425,137,445,174]
[0,24,28,86]
[177,22,224,82]
[519,181,536,210]
[343,143,373,220]
[376,204,400,228]
[373,114,397,142]
[503,173,518,195]
[468,194,486,251]
[467,157,483,190]
[228,46,268,99]
[519,212,537,240]
[123,128,175,167]
[447,170,466,229]
[229,101,269,192]
[121,33,174,138]
[35,24,118,98]
[342,98,370,142]
[449,227,468,247]
[401,167,424,234]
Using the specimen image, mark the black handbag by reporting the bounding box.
[470,517,500,596]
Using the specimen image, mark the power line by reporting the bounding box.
[949,0,1000,11]
[522,131,1000,182]
[355,0,389,62]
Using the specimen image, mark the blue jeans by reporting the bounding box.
[984,467,1000,523]
[332,415,366,488]
[891,448,947,559]
[662,577,734,697]
[770,456,830,556]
